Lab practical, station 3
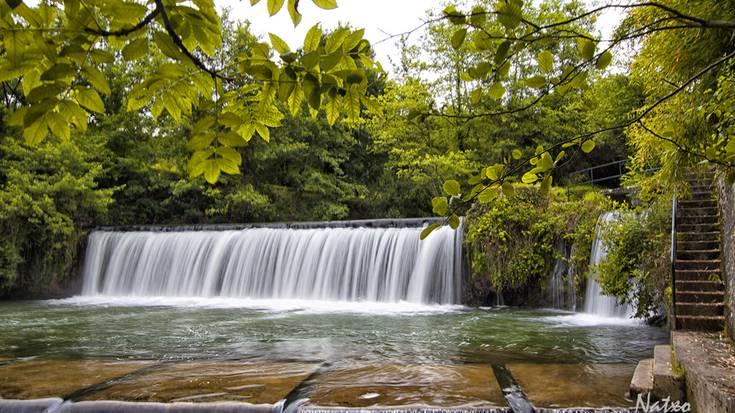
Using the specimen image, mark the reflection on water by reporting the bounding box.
[0,299,667,366]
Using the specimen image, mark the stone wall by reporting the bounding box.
[715,174,735,341]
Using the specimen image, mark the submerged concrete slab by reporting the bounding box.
[0,359,153,399]
[84,362,319,404]
[307,364,505,408]
[0,397,63,413]
[672,331,735,413]
[506,364,635,408]
[58,400,282,413]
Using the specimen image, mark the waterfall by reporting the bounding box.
[583,212,634,318]
[81,222,463,305]
[548,240,569,309]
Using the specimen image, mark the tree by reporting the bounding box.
[0,0,381,183]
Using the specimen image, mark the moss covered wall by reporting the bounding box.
[715,175,735,340]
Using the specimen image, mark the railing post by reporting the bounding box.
[671,192,678,329]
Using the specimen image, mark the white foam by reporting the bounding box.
[47,295,465,315]
[544,312,645,326]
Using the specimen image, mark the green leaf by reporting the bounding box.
[540,174,553,195]
[287,0,302,25]
[325,89,341,126]
[311,0,337,9]
[46,111,70,141]
[488,82,505,100]
[596,50,612,70]
[83,66,111,96]
[431,196,449,215]
[496,0,522,30]
[539,152,554,170]
[494,41,511,65]
[470,5,486,26]
[512,149,522,159]
[525,75,546,89]
[451,28,467,50]
[255,124,270,142]
[420,223,442,240]
[537,50,554,74]
[477,187,498,203]
[122,38,148,61]
[267,0,285,15]
[577,38,596,61]
[443,180,461,196]
[521,172,538,184]
[218,132,248,147]
[76,88,105,113]
[581,139,596,153]
[154,32,183,60]
[448,214,460,230]
[303,25,322,53]
[185,133,215,151]
[23,115,47,145]
[269,33,290,54]
[203,159,221,184]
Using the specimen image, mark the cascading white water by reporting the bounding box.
[583,212,634,318]
[81,223,462,305]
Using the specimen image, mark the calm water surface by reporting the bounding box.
[0,298,667,367]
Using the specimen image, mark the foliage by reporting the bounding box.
[0,0,381,184]
[595,201,672,319]
[0,119,113,295]
[464,186,609,305]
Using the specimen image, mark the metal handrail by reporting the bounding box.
[671,192,678,329]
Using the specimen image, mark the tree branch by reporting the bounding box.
[153,0,233,82]
[84,8,160,37]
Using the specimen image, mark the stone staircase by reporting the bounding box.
[629,345,685,404]
[674,171,726,331]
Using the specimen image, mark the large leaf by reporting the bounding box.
[451,28,467,50]
[267,0,285,15]
[76,88,105,113]
[537,50,554,74]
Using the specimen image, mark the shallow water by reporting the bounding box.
[0,298,666,366]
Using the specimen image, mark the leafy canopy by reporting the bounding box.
[0,0,381,183]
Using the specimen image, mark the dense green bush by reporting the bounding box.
[464,186,610,306]
[596,201,672,319]
[0,132,114,296]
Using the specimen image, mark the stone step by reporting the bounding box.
[677,214,719,225]
[688,184,713,192]
[677,240,720,250]
[688,191,715,201]
[675,259,721,270]
[675,269,722,281]
[677,222,720,232]
[675,290,725,303]
[629,358,653,399]
[653,345,685,401]
[676,302,724,316]
[679,199,717,208]
[677,206,718,216]
[675,280,725,292]
[676,249,721,260]
[675,315,725,331]
[677,231,720,242]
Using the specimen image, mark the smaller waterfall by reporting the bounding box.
[583,212,634,318]
[548,241,568,309]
